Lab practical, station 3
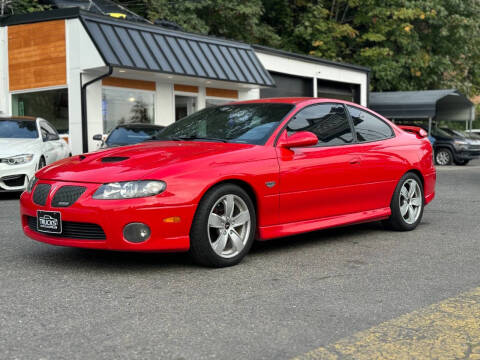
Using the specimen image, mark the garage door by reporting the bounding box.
[260,72,313,98]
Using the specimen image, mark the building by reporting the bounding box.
[0,8,370,154]
[370,89,475,133]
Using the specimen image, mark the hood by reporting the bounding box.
[37,141,255,183]
[0,138,41,157]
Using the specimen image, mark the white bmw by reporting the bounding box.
[0,116,71,192]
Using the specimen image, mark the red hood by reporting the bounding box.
[37,141,255,183]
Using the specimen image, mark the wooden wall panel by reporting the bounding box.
[206,87,238,99]
[174,84,199,93]
[8,20,67,91]
[102,77,156,91]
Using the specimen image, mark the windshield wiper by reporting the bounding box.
[163,135,228,143]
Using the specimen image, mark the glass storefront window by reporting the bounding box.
[206,98,231,108]
[11,88,69,133]
[102,87,155,133]
[175,95,197,121]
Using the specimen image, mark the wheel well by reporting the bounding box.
[406,169,424,187]
[207,179,258,210]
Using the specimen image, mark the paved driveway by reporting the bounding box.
[1,161,479,359]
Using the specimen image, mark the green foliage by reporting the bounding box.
[2,0,48,15]
[9,0,480,100]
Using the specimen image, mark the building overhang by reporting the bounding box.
[1,8,275,88]
[370,89,475,122]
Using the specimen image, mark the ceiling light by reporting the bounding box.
[128,97,135,102]
[119,69,126,73]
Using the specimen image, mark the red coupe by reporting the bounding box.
[20,98,436,267]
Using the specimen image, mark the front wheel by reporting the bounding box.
[189,184,256,267]
[383,173,424,231]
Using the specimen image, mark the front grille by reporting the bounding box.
[469,144,480,151]
[27,216,106,240]
[2,174,25,187]
[51,186,86,207]
[33,184,51,206]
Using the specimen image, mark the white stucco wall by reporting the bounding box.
[255,51,368,106]
[0,27,9,115]
[66,19,105,155]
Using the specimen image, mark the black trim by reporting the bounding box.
[81,66,113,153]
[0,8,80,27]
[252,45,371,73]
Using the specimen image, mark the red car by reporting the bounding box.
[20,98,436,267]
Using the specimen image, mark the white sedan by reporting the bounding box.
[0,116,71,192]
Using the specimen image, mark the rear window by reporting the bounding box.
[0,119,38,139]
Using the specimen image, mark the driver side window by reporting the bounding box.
[287,103,354,146]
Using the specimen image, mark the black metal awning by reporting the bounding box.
[80,12,275,87]
[369,89,474,122]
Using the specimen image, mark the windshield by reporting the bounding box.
[432,127,454,138]
[106,126,163,146]
[0,119,38,139]
[155,103,294,145]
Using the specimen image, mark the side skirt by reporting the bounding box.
[258,207,391,240]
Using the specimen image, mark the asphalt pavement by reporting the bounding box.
[1,161,479,360]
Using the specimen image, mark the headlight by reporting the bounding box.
[1,154,34,165]
[93,180,166,199]
[453,140,469,150]
[26,176,38,193]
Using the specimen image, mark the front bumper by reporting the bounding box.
[20,180,197,252]
[454,149,480,161]
[0,161,36,192]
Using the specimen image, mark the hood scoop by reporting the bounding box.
[101,156,129,163]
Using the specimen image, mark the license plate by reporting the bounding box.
[37,210,62,234]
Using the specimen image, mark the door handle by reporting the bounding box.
[349,157,361,165]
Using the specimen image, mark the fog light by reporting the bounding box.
[123,223,151,243]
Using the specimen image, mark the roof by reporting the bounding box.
[369,89,475,122]
[252,45,371,73]
[1,9,274,87]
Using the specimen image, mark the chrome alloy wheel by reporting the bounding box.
[207,194,251,259]
[436,150,450,165]
[399,179,422,225]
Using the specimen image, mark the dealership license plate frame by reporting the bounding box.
[37,210,62,234]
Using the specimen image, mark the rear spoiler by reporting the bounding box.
[398,125,428,138]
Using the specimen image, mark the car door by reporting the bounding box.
[39,120,63,164]
[345,105,403,211]
[276,102,365,224]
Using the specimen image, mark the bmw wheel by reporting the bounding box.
[384,172,424,231]
[189,184,256,267]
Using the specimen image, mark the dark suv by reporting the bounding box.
[426,127,480,165]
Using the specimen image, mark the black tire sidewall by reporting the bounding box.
[388,172,424,231]
[189,184,256,267]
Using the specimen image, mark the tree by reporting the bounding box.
[1,0,48,15]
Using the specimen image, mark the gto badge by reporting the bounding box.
[265,181,276,188]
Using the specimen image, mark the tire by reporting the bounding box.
[383,172,424,231]
[454,159,469,166]
[435,148,453,165]
[38,157,46,170]
[189,184,256,267]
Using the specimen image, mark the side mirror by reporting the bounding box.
[92,134,103,141]
[280,131,318,148]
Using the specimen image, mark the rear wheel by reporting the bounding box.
[454,159,469,166]
[435,148,453,165]
[383,172,424,231]
[189,184,256,267]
